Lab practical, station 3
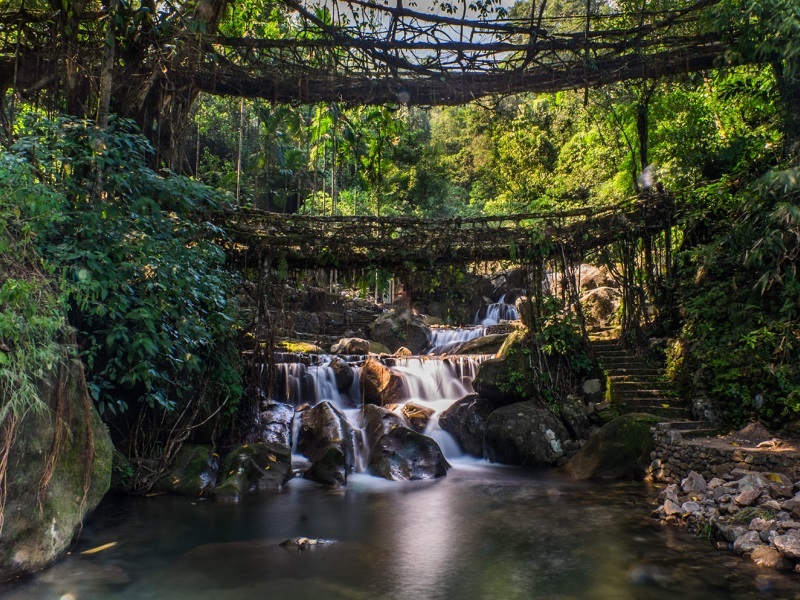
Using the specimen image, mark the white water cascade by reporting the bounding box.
[428,326,486,354]
[474,293,520,326]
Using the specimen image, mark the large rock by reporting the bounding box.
[360,357,404,406]
[331,337,370,355]
[558,394,592,440]
[457,333,509,355]
[328,358,354,393]
[157,444,220,497]
[484,401,570,467]
[297,402,360,486]
[580,287,621,328]
[562,413,660,480]
[212,442,292,502]
[256,401,295,447]
[438,394,496,458]
[472,330,537,404]
[369,309,430,354]
[359,404,408,450]
[1,360,113,581]
[576,264,614,290]
[515,297,534,329]
[367,427,449,481]
[401,402,435,433]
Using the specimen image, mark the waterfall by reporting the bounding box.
[474,293,520,326]
[428,326,486,354]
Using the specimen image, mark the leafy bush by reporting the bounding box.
[2,115,242,418]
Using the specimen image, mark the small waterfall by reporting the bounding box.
[474,293,520,326]
[428,326,486,354]
[272,359,361,409]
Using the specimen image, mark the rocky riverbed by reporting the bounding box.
[654,468,800,572]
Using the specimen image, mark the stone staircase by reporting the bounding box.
[591,338,714,438]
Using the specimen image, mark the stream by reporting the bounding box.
[5,301,800,599]
[5,463,800,599]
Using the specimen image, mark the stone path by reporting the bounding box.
[591,337,714,437]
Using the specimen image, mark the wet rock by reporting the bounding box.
[257,401,295,447]
[438,394,496,458]
[0,360,112,581]
[359,404,407,449]
[401,402,435,433]
[714,522,748,543]
[484,401,569,467]
[658,483,680,504]
[733,531,762,554]
[213,442,293,501]
[562,413,660,480]
[329,358,354,393]
[681,471,707,495]
[279,537,334,549]
[331,337,370,355]
[628,564,673,588]
[558,394,592,440]
[395,346,413,357]
[751,546,793,569]
[369,309,431,354]
[458,333,508,355]
[368,427,449,481]
[158,444,220,497]
[360,357,404,406]
[774,530,800,559]
[297,402,360,486]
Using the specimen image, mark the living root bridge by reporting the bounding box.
[220,195,674,271]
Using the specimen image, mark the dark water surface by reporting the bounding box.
[5,461,800,600]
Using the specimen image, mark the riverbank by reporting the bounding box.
[651,422,800,572]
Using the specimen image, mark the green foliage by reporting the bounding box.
[0,160,67,424]
[3,115,242,417]
[672,168,800,424]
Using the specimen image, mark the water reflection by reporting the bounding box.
[4,463,800,600]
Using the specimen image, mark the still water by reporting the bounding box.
[5,461,800,600]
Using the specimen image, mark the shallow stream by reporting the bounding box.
[5,461,800,600]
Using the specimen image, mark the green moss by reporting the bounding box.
[277,340,324,354]
[368,341,392,354]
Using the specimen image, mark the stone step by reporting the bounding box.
[622,396,690,409]
[681,428,717,439]
[614,389,676,400]
[610,379,672,391]
[659,420,707,431]
[603,367,663,377]
[621,405,693,419]
[597,356,651,367]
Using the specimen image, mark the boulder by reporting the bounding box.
[1,360,112,581]
[484,401,570,467]
[359,404,408,451]
[368,341,392,355]
[367,427,449,481]
[157,444,219,497]
[369,309,430,354]
[514,297,534,329]
[562,413,660,480]
[472,330,537,404]
[558,394,592,440]
[328,358,354,393]
[751,545,793,569]
[360,357,404,406]
[580,287,621,328]
[212,442,292,502]
[438,394,496,458]
[395,346,413,357]
[577,264,614,290]
[401,402,435,433]
[257,401,295,447]
[774,530,800,559]
[457,333,508,355]
[297,402,360,486]
[681,471,708,495]
[331,337,370,355]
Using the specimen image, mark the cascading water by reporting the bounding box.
[474,293,520,326]
[428,326,486,354]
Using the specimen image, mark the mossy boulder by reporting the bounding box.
[1,360,112,581]
[212,442,292,502]
[369,309,430,354]
[157,444,220,497]
[472,330,537,404]
[562,413,660,480]
[457,333,509,355]
[483,401,570,467]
